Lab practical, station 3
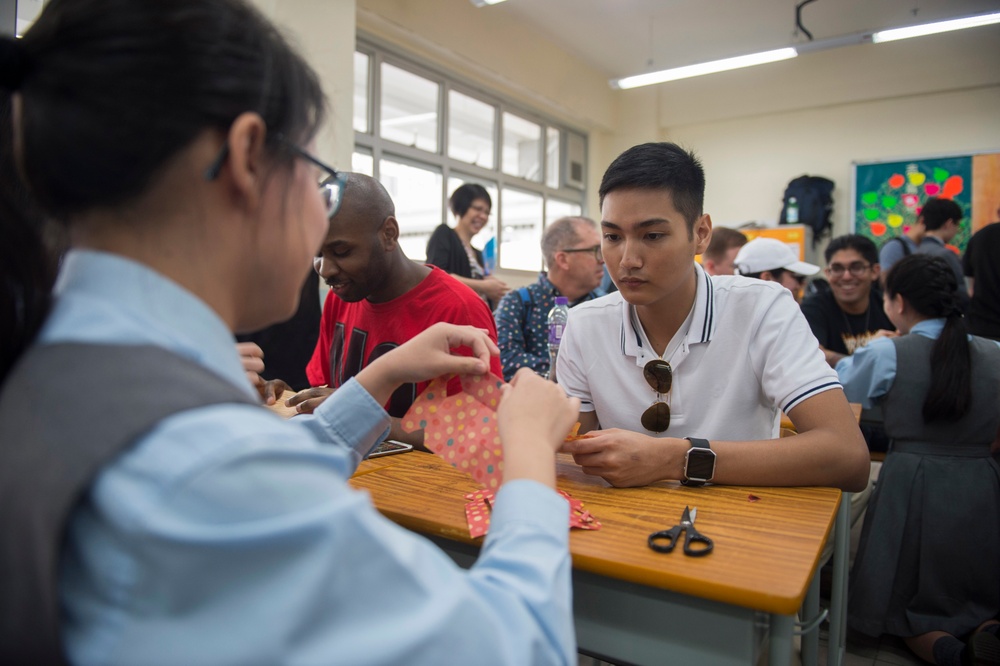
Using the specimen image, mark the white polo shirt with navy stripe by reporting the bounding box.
[556,262,840,441]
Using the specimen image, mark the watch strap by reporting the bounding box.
[681,437,714,486]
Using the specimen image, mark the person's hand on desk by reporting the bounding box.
[498,368,580,488]
[561,428,684,488]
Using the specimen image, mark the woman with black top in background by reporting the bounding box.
[426,183,509,306]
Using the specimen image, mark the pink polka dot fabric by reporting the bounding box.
[401,373,505,490]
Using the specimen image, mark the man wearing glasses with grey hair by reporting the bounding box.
[494,216,605,381]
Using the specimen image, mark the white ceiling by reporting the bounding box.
[494,0,1000,81]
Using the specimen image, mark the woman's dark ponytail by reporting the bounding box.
[0,69,57,383]
[884,254,971,422]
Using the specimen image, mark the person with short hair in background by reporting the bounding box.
[261,173,503,448]
[732,237,819,303]
[494,216,605,381]
[426,183,510,306]
[962,205,1000,341]
[555,142,870,492]
[801,234,896,368]
[915,196,969,309]
[700,225,747,276]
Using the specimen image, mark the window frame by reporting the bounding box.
[355,38,588,274]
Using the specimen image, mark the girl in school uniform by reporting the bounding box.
[838,254,1000,665]
[0,1,579,663]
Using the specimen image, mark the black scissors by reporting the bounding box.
[648,506,714,556]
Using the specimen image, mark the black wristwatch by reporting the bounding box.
[681,437,715,486]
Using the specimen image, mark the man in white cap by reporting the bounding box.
[733,237,820,303]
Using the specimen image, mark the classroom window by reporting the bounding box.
[379,158,443,261]
[502,112,542,182]
[355,42,586,274]
[545,127,560,189]
[380,63,439,153]
[448,90,496,169]
[500,188,544,272]
[352,150,374,176]
[353,51,370,134]
[545,198,583,226]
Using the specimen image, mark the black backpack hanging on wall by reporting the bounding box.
[779,175,835,248]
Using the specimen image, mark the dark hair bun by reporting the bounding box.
[0,37,32,90]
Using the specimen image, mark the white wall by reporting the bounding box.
[669,86,1000,255]
[250,0,357,170]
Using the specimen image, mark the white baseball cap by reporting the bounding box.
[733,238,820,276]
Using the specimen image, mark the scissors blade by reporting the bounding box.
[682,506,695,523]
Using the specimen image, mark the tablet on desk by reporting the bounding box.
[367,440,413,458]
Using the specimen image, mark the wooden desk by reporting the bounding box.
[350,451,843,666]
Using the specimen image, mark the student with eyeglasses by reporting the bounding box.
[556,142,870,491]
[0,1,581,663]
[801,234,896,369]
[494,216,606,381]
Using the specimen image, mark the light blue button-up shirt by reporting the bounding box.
[42,250,573,665]
[835,319,944,408]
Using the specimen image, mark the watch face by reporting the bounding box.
[686,449,716,482]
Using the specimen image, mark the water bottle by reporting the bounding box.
[482,237,496,275]
[547,296,569,382]
[786,196,799,224]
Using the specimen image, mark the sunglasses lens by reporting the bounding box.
[641,401,671,433]
[643,360,672,393]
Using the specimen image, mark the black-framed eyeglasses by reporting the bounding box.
[560,245,603,261]
[825,261,871,278]
[203,135,347,220]
[641,359,673,433]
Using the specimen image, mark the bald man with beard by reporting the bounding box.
[262,173,502,447]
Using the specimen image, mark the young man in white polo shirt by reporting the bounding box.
[557,142,870,491]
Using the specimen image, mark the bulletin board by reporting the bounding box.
[852,152,1000,255]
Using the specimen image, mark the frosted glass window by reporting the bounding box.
[352,151,374,176]
[499,188,543,271]
[545,127,560,189]
[353,52,369,133]
[448,90,495,168]
[379,159,442,261]
[545,198,582,227]
[502,112,541,182]
[447,176,498,251]
[380,63,439,153]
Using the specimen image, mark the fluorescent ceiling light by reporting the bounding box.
[610,11,1000,90]
[470,0,508,6]
[872,11,1000,43]
[611,48,797,90]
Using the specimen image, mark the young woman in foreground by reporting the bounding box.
[0,1,578,663]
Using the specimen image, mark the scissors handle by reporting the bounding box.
[647,526,681,553]
[682,528,714,557]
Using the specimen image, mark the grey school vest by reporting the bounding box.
[0,343,258,664]
[883,334,1000,454]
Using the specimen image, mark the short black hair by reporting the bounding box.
[449,183,492,218]
[598,142,705,231]
[919,197,963,231]
[824,234,879,266]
